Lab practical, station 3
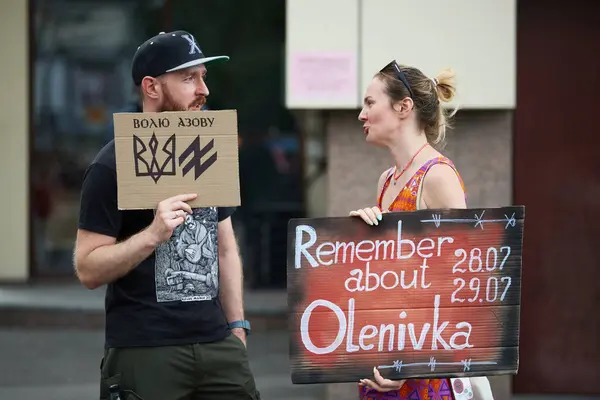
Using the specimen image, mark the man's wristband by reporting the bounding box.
[229,320,251,335]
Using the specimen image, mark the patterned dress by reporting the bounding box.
[358,156,466,400]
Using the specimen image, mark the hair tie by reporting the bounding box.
[431,78,438,87]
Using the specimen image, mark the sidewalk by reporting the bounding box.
[0,327,324,400]
[0,281,331,400]
[2,283,595,400]
[0,281,288,331]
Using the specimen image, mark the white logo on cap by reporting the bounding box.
[181,34,201,55]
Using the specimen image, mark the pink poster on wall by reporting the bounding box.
[288,51,358,106]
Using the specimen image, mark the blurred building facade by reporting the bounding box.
[2,0,304,290]
[288,0,600,398]
[0,0,599,398]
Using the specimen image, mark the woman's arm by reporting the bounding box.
[421,164,466,209]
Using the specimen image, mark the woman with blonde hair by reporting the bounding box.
[350,60,494,399]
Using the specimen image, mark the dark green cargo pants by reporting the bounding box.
[99,333,260,400]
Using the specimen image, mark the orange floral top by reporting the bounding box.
[377,156,466,212]
[359,156,466,400]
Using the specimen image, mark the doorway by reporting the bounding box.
[513,0,600,394]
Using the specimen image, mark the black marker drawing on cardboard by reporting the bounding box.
[133,133,177,183]
[178,137,218,180]
[133,133,218,184]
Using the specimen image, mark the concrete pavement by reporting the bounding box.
[0,282,328,399]
[0,327,326,400]
[1,284,597,400]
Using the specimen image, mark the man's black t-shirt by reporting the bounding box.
[78,140,235,348]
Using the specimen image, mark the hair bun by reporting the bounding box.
[434,68,456,103]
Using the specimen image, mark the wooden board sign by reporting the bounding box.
[287,206,524,384]
[113,110,240,210]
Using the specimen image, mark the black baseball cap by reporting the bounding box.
[131,30,229,86]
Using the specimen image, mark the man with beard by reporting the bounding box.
[74,31,259,400]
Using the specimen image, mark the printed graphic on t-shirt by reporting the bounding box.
[155,207,219,302]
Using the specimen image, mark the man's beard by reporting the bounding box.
[159,86,206,112]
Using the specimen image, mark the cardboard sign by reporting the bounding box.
[287,206,524,384]
[113,110,240,210]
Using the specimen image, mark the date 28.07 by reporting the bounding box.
[450,246,513,304]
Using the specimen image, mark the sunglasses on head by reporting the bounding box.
[382,60,414,99]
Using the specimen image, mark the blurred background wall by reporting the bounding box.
[0,0,29,281]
